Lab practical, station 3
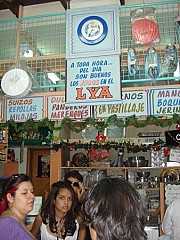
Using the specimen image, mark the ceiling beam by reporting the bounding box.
[120,0,125,5]
[0,0,125,16]
[59,0,125,9]
[1,0,20,17]
[59,0,67,10]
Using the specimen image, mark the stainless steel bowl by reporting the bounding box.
[137,171,150,178]
[127,156,148,167]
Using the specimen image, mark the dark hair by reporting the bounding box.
[0,173,31,215]
[0,179,6,200]
[41,181,77,238]
[64,170,83,183]
[81,177,147,240]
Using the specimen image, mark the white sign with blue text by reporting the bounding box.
[149,88,180,115]
[6,97,44,121]
[66,55,121,106]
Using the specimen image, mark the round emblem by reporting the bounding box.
[77,16,108,45]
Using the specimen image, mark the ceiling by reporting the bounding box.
[0,0,125,17]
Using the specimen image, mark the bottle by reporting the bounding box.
[11,149,15,162]
[8,149,12,162]
[2,130,6,142]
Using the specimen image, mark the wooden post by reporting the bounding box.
[50,148,62,187]
[159,182,165,236]
[15,5,23,60]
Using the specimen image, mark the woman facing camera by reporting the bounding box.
[31,181,81,240]
[81,177,147,240]
[0,173,35,240]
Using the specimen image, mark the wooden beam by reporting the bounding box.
[20,31,37,55]
[120,0,125,5]
[59,0,67,10]
[1,0,20,17]
[15,5,23,59]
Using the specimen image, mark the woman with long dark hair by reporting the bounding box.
[31,181,80,240]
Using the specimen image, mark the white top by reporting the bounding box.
[40,221,79,240]
[162,199,180,240]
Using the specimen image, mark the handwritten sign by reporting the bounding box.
[47,95,91,120]
[149,88,180,115]
[66,55,121,106]
[165,184,180,205]
[170,148,180,162]
[95,90,148,117]
[6,97,44,121]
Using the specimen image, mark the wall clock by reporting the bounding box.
[77,16,108,45]
[1,68,32,98]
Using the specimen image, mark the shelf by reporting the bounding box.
[121,44,180,67]
[61,166,180,170]
[0,54,66,78]
[136,188,160,191]
[9,139,51,147]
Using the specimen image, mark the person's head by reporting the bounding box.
[81,177,147,240]
[0,173,34,219]
[64,170,83,194]
[41,181,77,236]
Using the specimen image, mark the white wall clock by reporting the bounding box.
[1,68,32,98]
[77,16,108,45]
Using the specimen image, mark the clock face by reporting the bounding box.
[77,16,108,45]
[1,68,32,97]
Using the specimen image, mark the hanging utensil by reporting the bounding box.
[128,47,138,76]
[164,43,178,73]
[175,16,180,46]
[110,147,124,167]
[145,47,160,79]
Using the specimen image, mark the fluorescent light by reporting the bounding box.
[47,72,60,84]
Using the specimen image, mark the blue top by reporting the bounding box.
[0,216,34,240]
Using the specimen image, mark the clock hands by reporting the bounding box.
[88,29,94,37]
[11,71,20,83]
[78,16,108,45]
[87,22,100,37]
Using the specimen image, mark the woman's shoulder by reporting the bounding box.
[0,216,34,239]
[0,215,20,226]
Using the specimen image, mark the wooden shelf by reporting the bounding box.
[121,44,180,67]
[0,54,66,77]
[136,187,160,191]
[61,166,180,170]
